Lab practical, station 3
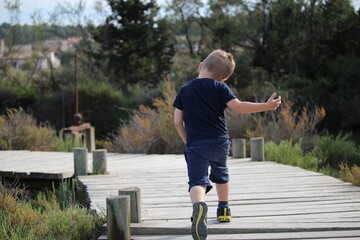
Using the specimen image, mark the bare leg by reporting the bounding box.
[216,182,229,201]
[190,186,207,205]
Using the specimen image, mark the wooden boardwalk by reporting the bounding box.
[1,151,360,239]
[0,150,75,179]
[77,154,360,240]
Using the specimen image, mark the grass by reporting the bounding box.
[265,134,360,186]
[265,140,319,171]
[0,108,80,152]
[0,178,105,240]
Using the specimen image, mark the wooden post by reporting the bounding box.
[250,137,265,161]
[119,187,142,223]
[107,196,131,240]
[73,147,88,176]
[85,126,95,152]
[232,139,246,158]
[93,149,107,174]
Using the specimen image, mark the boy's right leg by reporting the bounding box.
[216,182,229,201]
[216,183,231,222]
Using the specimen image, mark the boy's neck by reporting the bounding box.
[198,71,217,81]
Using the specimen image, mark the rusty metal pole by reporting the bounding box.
[74,50,79,114]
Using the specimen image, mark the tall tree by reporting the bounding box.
[91,0,175,87]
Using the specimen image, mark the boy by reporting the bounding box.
[173,50,281,240]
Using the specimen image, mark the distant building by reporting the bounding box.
[0,37,82,71]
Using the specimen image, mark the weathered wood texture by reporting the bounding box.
[1,151,360,239]
[119,187,142,223]
[107,196,131,240]
[0,150,82,179]
[93,149,107,174]
[74,147,88,176]
[231,138,246,158]
[250,137,265,161]
[75,154,360,239]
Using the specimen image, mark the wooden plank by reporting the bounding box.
[130,230,360,240]
[1,151,360,239]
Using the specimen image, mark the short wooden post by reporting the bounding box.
[85,126,95,152]
[73,147,88,176]
[232,138,246,158]
[92,149,107,174]
[250,137,265,161]
[119,187,142,223]
[107,196,131,240]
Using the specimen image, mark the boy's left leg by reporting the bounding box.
[190,185,207,205]
[190,186,208,240]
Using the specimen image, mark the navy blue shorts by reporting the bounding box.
[184,138,231,193]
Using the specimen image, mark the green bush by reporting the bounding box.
[0,179,104,240]
[77,81,132,139]
[0,108,79,151]
[313,133,360,170]
[265,140,320,171]
[0,108,57,151]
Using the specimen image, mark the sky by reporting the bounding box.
[0,0,169,25]
[0,0,359,25]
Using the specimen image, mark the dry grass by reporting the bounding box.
[340,163,360,186]
[0,108,79,152]
[0,108,57,151]
[107,80,326,154]
[246,100,326,143]
[107,80,184,154]
[0,179,105,240]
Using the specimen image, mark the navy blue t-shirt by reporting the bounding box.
[173,78,237,145]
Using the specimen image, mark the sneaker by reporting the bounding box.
[217,206,231,223]
[191,202,208,240]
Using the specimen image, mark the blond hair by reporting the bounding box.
[202,50,235,80]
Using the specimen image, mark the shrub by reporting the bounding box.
[340,164,360,187]
[265,140,320,171]
[246,100,326,144]
[0,179,104,240]
[0,108,79,151]
[0,108,57,151]
[313,133,360,170]
[109,80,184,153]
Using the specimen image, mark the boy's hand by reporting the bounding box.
[266,93,281,110]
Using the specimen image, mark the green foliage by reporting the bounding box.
[91,0,175,86]
[54,130,81,153]
[0,108,57,151]
[265,133,360,186]
[265,140,319,171]
[77,81,132,139]
[0,23,82,45]
[313,133,360,170]
[0,179,104,240]
[0,108,79,151]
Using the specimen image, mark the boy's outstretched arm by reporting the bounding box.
[227,93,281,114]
[174,108,186,144]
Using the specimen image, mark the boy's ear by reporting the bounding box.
[198,62,203,73]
